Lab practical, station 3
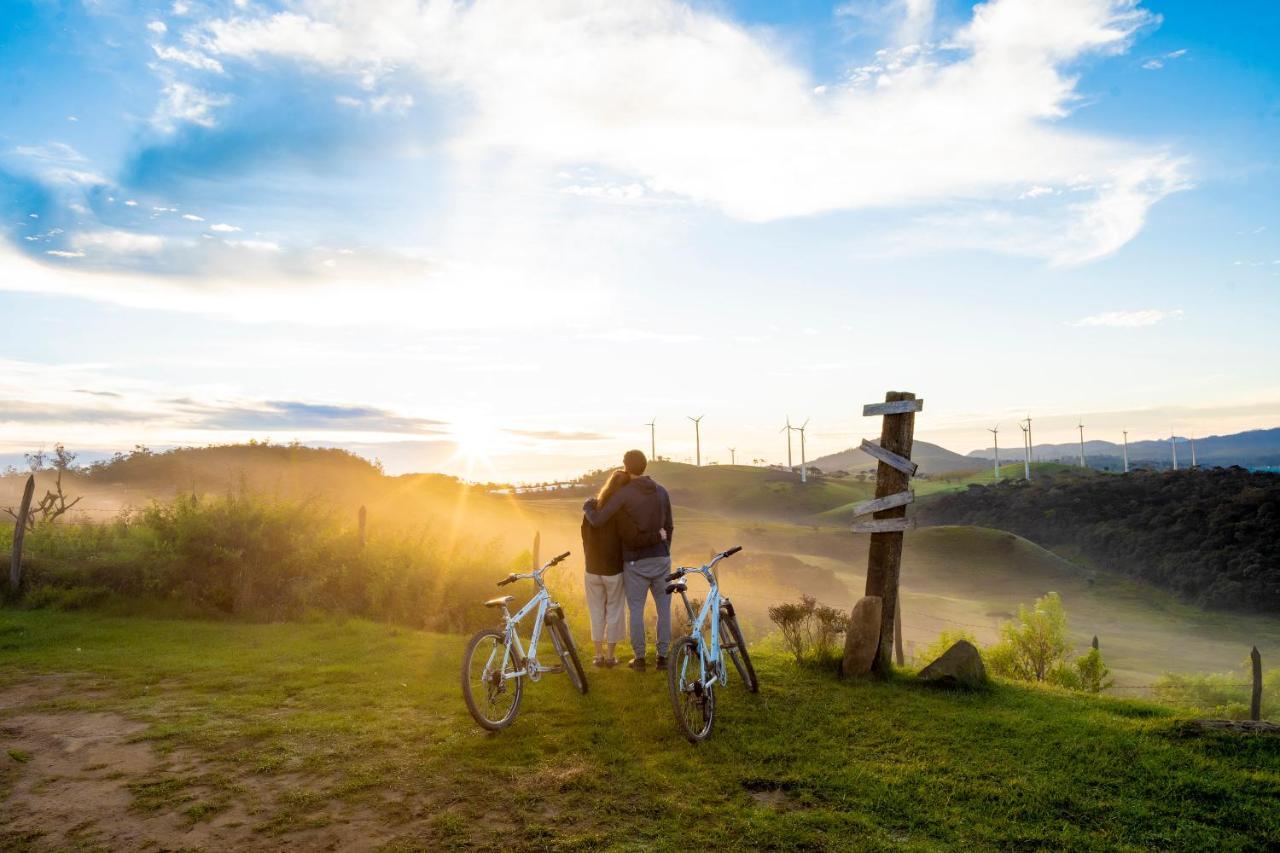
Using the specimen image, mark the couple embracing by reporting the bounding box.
[579,449,674,671]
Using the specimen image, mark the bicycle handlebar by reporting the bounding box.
[495,550,572,586]
[666,546,742,582]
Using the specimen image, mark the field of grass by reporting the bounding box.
[2,610,1277,851]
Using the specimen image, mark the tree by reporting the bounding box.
[986,591,1071,682]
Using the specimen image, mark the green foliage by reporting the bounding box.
[919,467,1280,612]
[986,592,1072,682]
[918,628,976,666]
[1074,647,1114,694]
[9,493,510,632]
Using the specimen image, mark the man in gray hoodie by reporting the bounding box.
[582,449,674,670]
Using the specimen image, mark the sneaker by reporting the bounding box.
[627,657,647,671]
[604,657,619,668]
[655,655,668,670]
[592,655,607,667]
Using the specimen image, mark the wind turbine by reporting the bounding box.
[1019,422,1031,481]
[644,417,656,461]
[988,425,1000,481]
[1025,416,1034,467]
[687,415,703,467]
[796,418,810,483]
[1190,432,1197,468]
[780,416,794,470]
[728,447,736,465]
[1077,420,1086,468]
[1122,429,1129,473]
[1171,427,1179,471]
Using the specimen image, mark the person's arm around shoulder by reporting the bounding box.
[582,489,626,527]
[661,485,674,545]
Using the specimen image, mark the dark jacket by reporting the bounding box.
[580,499,624,575]
[582,476,674,562]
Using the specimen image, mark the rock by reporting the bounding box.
[840,596,882,676]
[918,640,987,688]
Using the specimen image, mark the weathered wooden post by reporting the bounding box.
[10,475,35,593]
[842,391,921,677]
[532,531,541,570]
[1092,635,1099,651]
[357,505,367,548]
[894,597,905,667]
[1251,646,1262,723]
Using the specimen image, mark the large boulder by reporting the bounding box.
[918,640,987,688]
[840,596,882,676]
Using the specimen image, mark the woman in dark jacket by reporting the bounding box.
[581,469,629,666]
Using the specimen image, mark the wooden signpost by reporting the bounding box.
[842,391,921,677]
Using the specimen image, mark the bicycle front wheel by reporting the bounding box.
[668,636,715,743]
[720,611,759,693]
[461,629,523,731]
[550,619,588,694]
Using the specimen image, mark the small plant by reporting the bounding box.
[768,595,850,664]
[768,595,815,662]
[917,629,976,666]
[985,592,1071,682]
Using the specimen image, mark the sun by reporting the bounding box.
[449,417,502,477]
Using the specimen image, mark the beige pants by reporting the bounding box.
[583,571,627,644]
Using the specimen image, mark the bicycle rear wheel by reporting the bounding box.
[668,636,715,743]
[461,629,523,731]
[549,619,588,694]
[719,610,759,693]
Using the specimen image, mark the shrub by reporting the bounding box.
[985,592,1071,682]
[9,492,512,632]
[767,595,850,664]
[1154,667,1277,720]
[1073,647,1114,693]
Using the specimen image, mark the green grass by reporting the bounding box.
[1,610,1277,850]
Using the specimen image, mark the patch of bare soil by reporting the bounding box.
[0,680,401,852]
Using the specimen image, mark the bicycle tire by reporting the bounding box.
[720,612,759,693]
[550,619,589,694]
[668,636,715,743]
[461,628,523,731]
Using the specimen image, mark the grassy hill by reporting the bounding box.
[2,611,1277,850]
[807,439,984,476]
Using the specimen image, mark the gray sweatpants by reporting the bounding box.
[624,556,673,659]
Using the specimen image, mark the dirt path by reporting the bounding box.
[1,678,396,852]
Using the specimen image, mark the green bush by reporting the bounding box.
[7,493,515,632]
[917,629,976,666]
[1154,668,1277,720]
[767,595,849,665]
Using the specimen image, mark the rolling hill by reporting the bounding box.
[967,427,1280,469]
[807,439,985,476]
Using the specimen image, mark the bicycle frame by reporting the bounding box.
[679,552,732,690]
[490,567,562,682]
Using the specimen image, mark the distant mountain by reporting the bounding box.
[966,427,1280,469]
[808,439,983,476]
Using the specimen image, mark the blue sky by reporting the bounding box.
[1,0,1277,481]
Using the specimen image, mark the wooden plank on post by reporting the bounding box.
[858,439,918,476]
[851,518,912,534]
[843,391,917,678]
[1252,646,1262,723]
[863,399,924,416]
[10,475,35,592]
[851,490,914,518]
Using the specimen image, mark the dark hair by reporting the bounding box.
[596,469,631,506]
[623,449,647,475]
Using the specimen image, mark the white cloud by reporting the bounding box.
[1071,309,1183,328]
[1019,185,1056,199]
[195,0,1186,265]
[182,213,205,221]
[209,223,241,232]
[1142,47,1187,71]
[171,1,191,15]
[152,81,230,131]
[72,230,167,255]
[224,239,280,252]
[148,20,168,34]
[152,44,225,73]
[46,250,86,258]
[123,200,138,206]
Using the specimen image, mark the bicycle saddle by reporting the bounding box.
[484,595,515,608]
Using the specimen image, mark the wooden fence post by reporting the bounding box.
[1251,646,1262,723]
[844,391,921,677]
[10,475,35,593]
[357,505,367,548]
